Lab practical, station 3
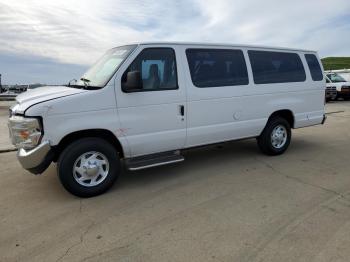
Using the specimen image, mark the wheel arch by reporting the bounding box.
[52,129,125,162]
[267,109,295,128]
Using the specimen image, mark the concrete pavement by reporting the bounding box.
[0,102,350,261]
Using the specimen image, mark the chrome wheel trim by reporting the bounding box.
[73,151,109,187]
[271,125,288,149]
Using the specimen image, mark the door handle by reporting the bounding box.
[179,105,185,116]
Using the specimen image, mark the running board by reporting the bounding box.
[125,151,184,171]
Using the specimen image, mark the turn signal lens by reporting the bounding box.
[20,130,30,139]
[8,116,43,149]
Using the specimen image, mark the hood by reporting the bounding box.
[13,86,87,114]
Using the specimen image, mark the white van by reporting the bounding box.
[325,72,350,100]
[8,42,326,197]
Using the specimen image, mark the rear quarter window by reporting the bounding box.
[248,50,306,84]
[305,54,323,81]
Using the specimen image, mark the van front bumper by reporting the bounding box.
[17,141,54,174]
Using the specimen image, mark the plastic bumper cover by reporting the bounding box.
[17,141,54,174]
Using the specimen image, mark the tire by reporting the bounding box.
[257,117,291,156]
[57,137,120,197]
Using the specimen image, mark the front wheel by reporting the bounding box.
[57,138,120,197]
[257,117,291,156]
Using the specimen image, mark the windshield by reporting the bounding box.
[327,73,346,83]
[76,45,136,88]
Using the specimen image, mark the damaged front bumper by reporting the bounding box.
[17,141,54,174]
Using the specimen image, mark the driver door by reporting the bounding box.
[115,46,187,157]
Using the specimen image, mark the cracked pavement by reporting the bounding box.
[1,101,350,262]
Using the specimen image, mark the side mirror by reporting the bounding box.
[123,71,142,91]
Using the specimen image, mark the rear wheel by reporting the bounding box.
[257,117,291,156]
[57,137,120,197]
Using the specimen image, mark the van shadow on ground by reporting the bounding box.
[41,136,320,199]
[116,137,320,189]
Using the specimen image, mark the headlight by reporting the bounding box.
[8,116,43,149]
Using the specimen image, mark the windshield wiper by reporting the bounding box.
[80,77,91,83]
[66,78,86,89]
[80,77,91,88]
[67,78,100,90]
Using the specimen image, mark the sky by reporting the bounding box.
[0,0,350,85]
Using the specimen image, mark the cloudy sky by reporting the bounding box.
[0,0,350,85]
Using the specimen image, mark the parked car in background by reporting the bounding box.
[325,78,337,102]
[325,73,350,100]
[8,42,326,197]
[325,69,350,82]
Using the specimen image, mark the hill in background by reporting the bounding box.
[321,57,350,70]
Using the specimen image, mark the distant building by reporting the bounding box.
[0,83,47,95]
[0,74,51,95]
[8,84,28,93]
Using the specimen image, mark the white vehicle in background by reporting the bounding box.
[325,78,337,102]
[325,72,350,100]
[8,42,326,197]
[325,69,350,82]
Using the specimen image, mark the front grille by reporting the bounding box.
[326,86,336,90]
[326,86,337,98]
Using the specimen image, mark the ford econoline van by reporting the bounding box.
[8,42,326,197]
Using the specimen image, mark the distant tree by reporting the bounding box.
[321,57,350,70]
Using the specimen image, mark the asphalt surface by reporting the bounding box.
[1,101,350,262]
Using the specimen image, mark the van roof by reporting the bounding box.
[133,41,316,53]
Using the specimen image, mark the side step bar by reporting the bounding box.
[125,151,184,171]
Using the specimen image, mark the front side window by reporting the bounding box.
[248,50,306,84]
[76,45,136,88]
[186,49,248,88]
[122,48,178,92]
[305,54,323,81]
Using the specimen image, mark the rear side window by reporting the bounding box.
[248,50,306,84]
[186,49,248,88]
[305,54,323,81]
